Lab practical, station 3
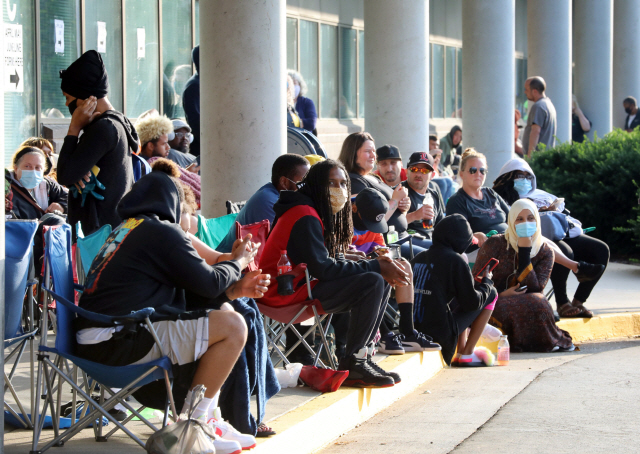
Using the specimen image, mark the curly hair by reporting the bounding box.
[135,114,173,147]
[338,132,375,174]
[150,157,181,178]
[299,159,353,257]
[287,69,308,97]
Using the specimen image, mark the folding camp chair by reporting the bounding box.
[75,224,112,284]
[31,224,177,453]
[195,213,239,250]
[226,200,247,215]
[4,220,39,429]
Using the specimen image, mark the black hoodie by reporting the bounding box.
[410,214,497,364]
[58,110,138,235]
[78,172,241,322]
[183,46,200,156]
[271,190,381,281]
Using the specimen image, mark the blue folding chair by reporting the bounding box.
[4,220,39,429]
[31,224,177,453]
[75,224,112,283]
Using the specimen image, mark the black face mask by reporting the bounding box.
[625,106,634,115]
[68,99,78,116]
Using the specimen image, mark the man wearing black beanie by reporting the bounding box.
[57,50,139,236]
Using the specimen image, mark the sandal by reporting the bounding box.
[557,303,582,318]
[572,303,594,319]
[256,422,276,437]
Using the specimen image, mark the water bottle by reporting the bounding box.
[277,250,292,276]
[422,193,434,228]
[497,335,510,366]
[387,226,398,243]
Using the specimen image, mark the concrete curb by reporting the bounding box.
[558,312,640,342]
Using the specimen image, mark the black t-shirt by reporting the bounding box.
[401,181,445,238]
[572,114,591,143]
[349,172,408,233]
[445,187,511,235]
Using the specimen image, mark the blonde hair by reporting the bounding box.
[21,137,54,153]
[288,69,308,97]
[460,147,487,172]
[135,114,173,147]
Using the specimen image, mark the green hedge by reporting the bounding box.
[529,129,640,257]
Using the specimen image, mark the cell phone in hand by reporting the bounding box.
[518,285,528,292]
[474,258,499,282]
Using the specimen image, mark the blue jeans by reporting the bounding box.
[393,235,432,261]
[432,177,455,204]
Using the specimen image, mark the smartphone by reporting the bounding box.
[518,285,528,292]
[474,258,499,282]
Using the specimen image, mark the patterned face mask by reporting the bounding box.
[329,187,348,214]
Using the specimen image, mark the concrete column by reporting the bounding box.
[462,0,515,182]
[364,0,429,154]
[527,0,572,144]
[199,0,286,217]
[573,0,613,139]
[613,0,640,129]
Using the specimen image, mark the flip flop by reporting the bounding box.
[572,303,594,318]
[256,422,276,437]
[558,303,582,318]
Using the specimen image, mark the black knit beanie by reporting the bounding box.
[59,50,109,99]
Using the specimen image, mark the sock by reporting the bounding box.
[398,303,414,336]
[181,389,193,416]
[205,391,221,421]
[191,396,214,420]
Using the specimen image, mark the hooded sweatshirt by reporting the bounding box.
[410,214,497,364]
[57,110,138,235]
[495,158,562,210]
[78,171,241,322]
[183,46,200,156]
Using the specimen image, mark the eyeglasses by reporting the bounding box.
[174,132,191,139]
[468,167,487,175]
[408,166,432,174]
[514,173,534,181]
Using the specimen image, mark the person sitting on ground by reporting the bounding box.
[373,145,407,186]
[492,158,609,318]
[351,188,441,354]
[439,125,462,175]
[258,159,411,388]
[58,50,138,236]
[446,148,605,287]
[217,154,311,253]
[167,119,199,171]
[339,133,425,260]
[137,114,202,208]
[472,199,575,353]
[411,214,498,367]
[76,170,269,452]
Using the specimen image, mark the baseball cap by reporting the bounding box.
[171,119,192,132]
[352,188,389,234]
[376,145,402,162]
[407,152,435,171]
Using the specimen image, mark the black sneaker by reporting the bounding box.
[287,350,317,366]
[574,261,605,283]
[400,330,442,352]
[366,355,401,384]
[339,356,395,388]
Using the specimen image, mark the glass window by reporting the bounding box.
[340,27,356,119]
[515,58,526,115]
[84,1,123,112]
[320,24,338,118]
[358,30,364,118]
[195,0,199,45]
[40,0,80,118]
[445,46,456,118]
[4,0,37,166]
[299,20,319,109]
[287,17,298,71]
[457,48,462,112]
[125,0,159,118]
[431,44,444,118]
[162,0,192,119]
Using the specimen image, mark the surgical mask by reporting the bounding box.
[19,169,44,189]
[294,84,301,98]
[625,106,634,115]
[68,99,78,115]
[513,178,532,196]
[329,187,348,214]
[515,221,537,238]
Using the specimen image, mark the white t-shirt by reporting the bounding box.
[628,114,636,129]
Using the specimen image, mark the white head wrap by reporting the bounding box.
[505,198,544,258]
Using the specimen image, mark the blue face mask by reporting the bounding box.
[513,178,532,196]
[19,169,44,190]
[515,221,537,238]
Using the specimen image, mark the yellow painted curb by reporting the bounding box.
[253,351,445,454]
[557,312,640,342]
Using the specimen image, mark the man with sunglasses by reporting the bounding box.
[402,152,445,248]
[167,119,198,171]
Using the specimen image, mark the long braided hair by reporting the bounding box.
[492,171,520,206]
[299,159,353,257]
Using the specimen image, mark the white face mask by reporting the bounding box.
[294,84,301,98]
[329,187,348,214]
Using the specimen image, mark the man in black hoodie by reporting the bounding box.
[182,46,201,156]
[58,50,138,236]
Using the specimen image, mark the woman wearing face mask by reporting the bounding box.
[493,158,609,318]
[286,75,302,129]
[472,199,575,352]
[288,70,318,136]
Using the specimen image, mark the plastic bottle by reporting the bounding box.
[422,193,434,228]
[387,226,398,243]
[277,250,292,276]
[497,335,510,366]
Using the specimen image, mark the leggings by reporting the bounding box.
[550,235,610,307]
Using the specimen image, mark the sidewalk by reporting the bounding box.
[5,262,639,453]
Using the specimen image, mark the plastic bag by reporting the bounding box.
[274,362,303,388]
[145,385,216,454]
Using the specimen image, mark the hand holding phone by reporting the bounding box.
[475,258,499,282]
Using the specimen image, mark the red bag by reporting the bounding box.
[299,366,349,393]
[236,219,270,272]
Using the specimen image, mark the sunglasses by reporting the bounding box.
[408,166,432,175]
[468,167,487,175]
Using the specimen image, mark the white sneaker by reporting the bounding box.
[196,415,243,454]
[207,417,257,450]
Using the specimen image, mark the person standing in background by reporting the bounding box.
[571,95,591,143]
[623,96,640,132]
[183,46,201,156]
[522,76,557,157]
